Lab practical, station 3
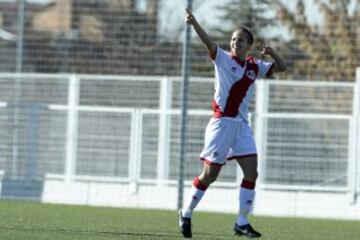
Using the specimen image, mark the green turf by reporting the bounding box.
[0,200,359,240]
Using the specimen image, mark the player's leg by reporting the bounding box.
[182,162,222,217]
[181,117,232,218]
[236,155,258,225]
[228,122,261,238]
[234,155,261,238]
[179,162,222,238]
[179,118,232,238]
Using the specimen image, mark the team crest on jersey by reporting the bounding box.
[246,70,256,80]
[231,66,237,72]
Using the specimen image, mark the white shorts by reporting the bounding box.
[199,117,257,165]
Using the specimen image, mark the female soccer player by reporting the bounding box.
[178,8,287,238]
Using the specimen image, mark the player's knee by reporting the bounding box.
[208,171,219,183]
[253,171,258,181]
[199,171,218,185]
[205,173,218,184]
[244,170,258,182]
[199,163,221,185]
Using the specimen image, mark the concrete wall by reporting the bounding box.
[42,178,360,220]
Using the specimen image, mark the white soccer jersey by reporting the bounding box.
[211,46,274,123]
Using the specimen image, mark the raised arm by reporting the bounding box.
[184,8,216,57]
[262,46,288,73]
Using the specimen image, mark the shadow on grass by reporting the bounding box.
[0,225,233,239]
[0,225,177,238]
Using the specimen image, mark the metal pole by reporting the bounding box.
[354,68,360,202]
[177,0,193,210]
[12,0,25,177]
[16,0,25,73]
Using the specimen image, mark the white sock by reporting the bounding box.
[181,177,207,218]
[236,186,255,226]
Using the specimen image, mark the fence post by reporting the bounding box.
[157,77,172,185]
[65,74,79,182]
[348,68,360,203]
[357,68,360,202]
[177,0,193,210]
[354,68,360,203]
[255,80,269,186]
[129,109,143,194]
[348,118,357,203]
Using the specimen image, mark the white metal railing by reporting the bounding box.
[0,71,358,202]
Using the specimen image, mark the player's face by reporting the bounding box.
[230,30,252,57]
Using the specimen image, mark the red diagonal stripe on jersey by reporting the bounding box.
[213,58,259,118]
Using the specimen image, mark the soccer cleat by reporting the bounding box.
[234,223,262,238]
[178,210,192,238]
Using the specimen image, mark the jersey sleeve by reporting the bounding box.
[211,46,230,65]
[255,59,275,78]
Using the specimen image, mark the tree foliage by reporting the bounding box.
[273,0,359,81]
[213,0,275,41]
[211,0,359,81]
[211,0,277,58]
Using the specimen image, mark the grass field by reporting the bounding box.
[0,201,359,240]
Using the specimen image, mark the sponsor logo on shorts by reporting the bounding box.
[211,151,218,158]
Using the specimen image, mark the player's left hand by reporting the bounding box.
[261,46,274,56]
[185,8,196,25]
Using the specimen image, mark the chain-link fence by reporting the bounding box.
[0,0,358,79]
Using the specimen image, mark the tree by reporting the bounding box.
[273,0,359,81]
[212,0,277,52]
